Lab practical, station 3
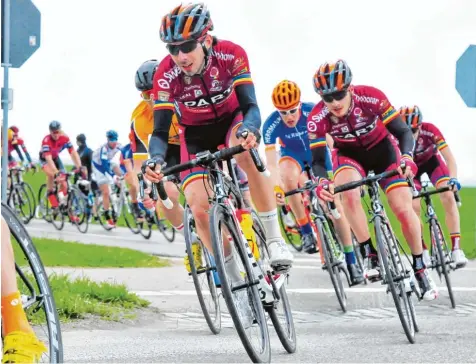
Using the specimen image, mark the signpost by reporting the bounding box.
[455,45,476,108]
[1,0,41,201]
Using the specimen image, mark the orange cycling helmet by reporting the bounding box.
[160,3,213,43]
[272,80,301,110]
[399,106,423,128]
[313,59,352,95]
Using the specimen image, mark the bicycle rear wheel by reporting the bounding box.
[2,203,63,363]
[68,187,89,233]
[375,216,416,343]
[183,205,221,334]
[254,211,296,354]
[156,216,175,242]
[22,181,37,222]
[431,219,455,308]
[36,184,52,223]
[210,204,270,363]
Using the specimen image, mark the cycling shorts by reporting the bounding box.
[279,148,312,173]
[233,162,249,192]
[40,155,65,172]
[333,136,405,193]
[91,165,113,186]
[413,154,449,191]
[179,112,242,190]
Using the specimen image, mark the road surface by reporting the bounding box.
[29,219,476,363]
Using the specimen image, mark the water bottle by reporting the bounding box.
[237,208,260,261]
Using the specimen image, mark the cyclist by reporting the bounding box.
[7,126,34,170]
[264,80,364,285]
[76,133,95,217]
[1,216,47,362]
[308,60,438,301]
[133,59,184,230]
[143,4,294,284]
[91,130,123,229]
[119,139,144,219]
[40,121,82,210]
[399,106,468,268]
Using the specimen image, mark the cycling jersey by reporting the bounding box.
[77,144,93,180]
[307,85,411,193]
[92,143,122,176]
[131,101,180,162]
[413,122,448,166]
[40,134,73,160]
[152,39,252,127]
[263,102,332,176]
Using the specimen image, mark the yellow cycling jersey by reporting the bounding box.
[130,100,180,162]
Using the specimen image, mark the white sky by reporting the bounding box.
[2,0,476,183]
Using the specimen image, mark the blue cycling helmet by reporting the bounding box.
[106,130,118,142]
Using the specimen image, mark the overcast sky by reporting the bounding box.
[2,0,476,183]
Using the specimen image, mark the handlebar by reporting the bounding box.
[413,183,461,207]
[140,143,269,209]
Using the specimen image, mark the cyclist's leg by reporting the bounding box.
[156,144,184,229]
[279,154,316,253]
[380,139,437,300]
[233,161,253,208]
[41,158,58,208]
[411,178,430,265]
[430,155,467,267]
[229,120,293,270]
[92,165,114,226]
[55,157,68,195]
[124,159,144,219]
[1,217,47,361]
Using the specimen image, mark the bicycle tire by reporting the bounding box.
[2,203,64,363]
[183,205,221,334]
[210,204,271,363]
[431,219,455,308]
[9,184,34,224]
[22,181,37,222]
[139,218,153,239]
[277,206,303,252]
[157,217,175,243]
[122,198,140,234]
[98,205,114,231]
[375,216,415,343]
[352,233,367,285]
[68,187,89,234]
[252,210,296,354]
[315,217,347,312]
[36,184,52,223]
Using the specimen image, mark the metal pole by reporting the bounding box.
[1,0,11,201]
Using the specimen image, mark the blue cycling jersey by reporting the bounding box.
[120,144,133,174]
[263,102,332,174]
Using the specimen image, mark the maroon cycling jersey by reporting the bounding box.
[152,39,253,126]
[306,85,400,151]
[413,122,448,166]
[40,134,73,159]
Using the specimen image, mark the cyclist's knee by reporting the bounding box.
[164,181,179,202]
[280,165,300,190]
[439,190,454,207]
[234,152,254,173]
[341,189,361,211]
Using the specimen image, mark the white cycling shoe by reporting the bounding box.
[267,239,294,273]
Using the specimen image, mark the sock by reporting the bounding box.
[412,254,425,271]
[359,238,376,258]
[450,233,460,251]
[258,209,282,243]
[225,253,243,284]
[1,291,33,335]
[344,245,356,265]
[104,210,111,220]
[173,223,184,232]
[297,216,312,235]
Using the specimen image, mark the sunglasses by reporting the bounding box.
[322,90,348,103]
[141,91,152,101]
[50,130,60,135]
[278,105,300,116]
[166,40,200,56]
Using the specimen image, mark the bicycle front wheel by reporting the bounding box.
[375,216,416,343]
[277,205,303,252]
[431,219,455,308]
[2,203,63,363]
[210,204,271,363]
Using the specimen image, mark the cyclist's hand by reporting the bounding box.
[316,179,334,202]
[274,185,285,205]
[142,157,164,183]
[399,155,417,179]
[449,177,461,191]
[236,128,260,150]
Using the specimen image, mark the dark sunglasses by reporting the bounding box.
[322,90,348,103]
[166,40,199,56]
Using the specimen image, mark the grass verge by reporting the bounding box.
[13,237,171,268]
[26,273,150,324]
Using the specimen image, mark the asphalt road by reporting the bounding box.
[29,219,476,363]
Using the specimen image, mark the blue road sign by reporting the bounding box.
[1,0,41,68]
[455,45,476,108]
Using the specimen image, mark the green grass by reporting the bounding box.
[13,237,170,268]
[25,273,150,323]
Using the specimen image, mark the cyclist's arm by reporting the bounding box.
[44,154,59,174]
[235,84,261,136]
[13,144,25,162]
[69,149,82,169]
[386,116,415,158]
[439,146,457,179]
[427,123,457,178]
[18,140,32,163]
[110,151,122,176]
[149,109,173,163]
